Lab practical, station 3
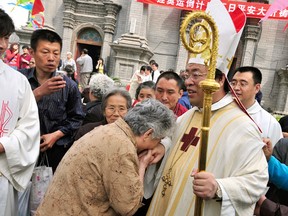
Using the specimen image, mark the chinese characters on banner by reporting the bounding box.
[137,0,288,20]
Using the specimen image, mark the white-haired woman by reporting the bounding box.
[61,51,77,81]
[36,99,176,216]
[82,73,114,125]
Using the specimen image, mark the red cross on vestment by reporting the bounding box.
[180,127,200,152]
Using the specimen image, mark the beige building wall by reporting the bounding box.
[16,0,288,113]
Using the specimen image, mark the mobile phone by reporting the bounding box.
[55,70,66,77]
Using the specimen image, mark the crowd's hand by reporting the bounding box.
[136,74,142,82]
[262,138,273,161]
[191,170,218,200]
[138,150,154,169]
[149,143,165,165]
[33,76,66,101]
[283,132,288,138]
[40,130,64,152]
[22,59,29,64]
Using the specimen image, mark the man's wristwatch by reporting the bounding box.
[214,183,223,202]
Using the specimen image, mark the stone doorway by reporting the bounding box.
[75,28,103,72]
[76,43,101,72]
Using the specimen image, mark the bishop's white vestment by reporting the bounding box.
[147,94,268,216]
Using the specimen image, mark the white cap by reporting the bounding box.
[187,0,246,75]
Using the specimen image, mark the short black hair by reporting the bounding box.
[30,29,62,51]
[233,66,262,84]
[149,59,156,65]
[140,65,146,71]
[215,69,229,93]
[156,71,183,90]
[83,48,88,54]
[152,62,158,68]
[146,65,152,72]
[0,9,15,37]
[22,45,29,50]
[135,81,155,99]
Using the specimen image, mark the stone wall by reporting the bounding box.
[146,5,181,72]
[254,19,288,112]
[15,0,288,113]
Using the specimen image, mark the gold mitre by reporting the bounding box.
[188,0,246,75]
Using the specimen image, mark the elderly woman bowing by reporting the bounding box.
[35,99,176,216]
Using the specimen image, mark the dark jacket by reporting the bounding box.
[266,138,288,206]
[75,119,107,140]
[82,100,104,125]
[260,198,288,216]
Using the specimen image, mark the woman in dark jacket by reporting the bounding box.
[82,73,114,125]
[75,88,132,140]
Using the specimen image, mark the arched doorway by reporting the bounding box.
[76,28,103,72]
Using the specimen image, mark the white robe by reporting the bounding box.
[129,70,145,99]
[147,94,268,216]
[0,59,40,192]
[144,136,172,199]
[152,70,160,83]
[247,101,283,146]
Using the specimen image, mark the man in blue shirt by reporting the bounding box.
[21,29,85,172]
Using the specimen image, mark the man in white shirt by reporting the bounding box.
[76,48,93,89]
[0,9,40,216]
[231,66,283,146]
[151,62,160,83]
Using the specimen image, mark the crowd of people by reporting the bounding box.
[1,0,288,215]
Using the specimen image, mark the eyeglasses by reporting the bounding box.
[105,106,127,115]
[230,81,248,88]
[187,71,207,81]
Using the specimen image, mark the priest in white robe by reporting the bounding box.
[0,9,40,216]
[231,66,283,146]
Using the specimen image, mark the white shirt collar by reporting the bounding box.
[246,101,261,114]
[195,93,234,112]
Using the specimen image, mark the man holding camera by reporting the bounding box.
[20,29,85,172]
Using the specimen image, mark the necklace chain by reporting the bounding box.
[161,129,201,196]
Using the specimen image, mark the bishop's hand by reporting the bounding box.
[191,170,218,200]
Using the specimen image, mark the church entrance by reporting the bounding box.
[75,28,103,72]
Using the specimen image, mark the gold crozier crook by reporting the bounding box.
[180,11,220,216]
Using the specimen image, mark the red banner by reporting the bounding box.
[137,0,288,20]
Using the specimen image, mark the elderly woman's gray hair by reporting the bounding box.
[89,74,114,100]
[101,88,132,112]
[124,99,175,139]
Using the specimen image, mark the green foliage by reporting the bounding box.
[110,77,123,87]
[272,113,285,121]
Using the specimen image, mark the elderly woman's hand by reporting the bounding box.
[149,143,165,165]
[138,150,154,169]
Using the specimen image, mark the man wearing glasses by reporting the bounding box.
[231,66,282,147]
